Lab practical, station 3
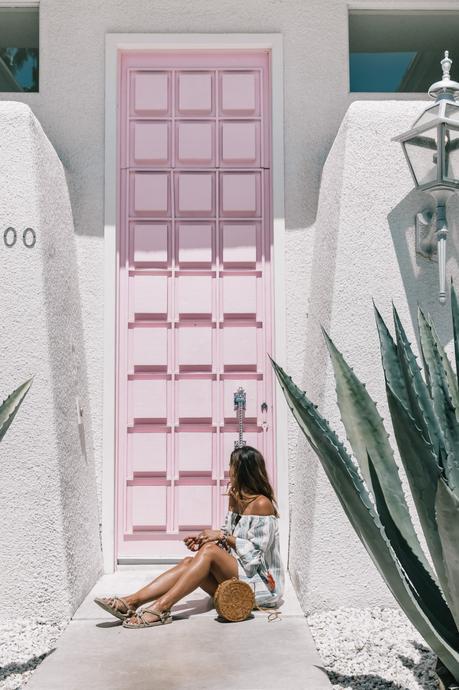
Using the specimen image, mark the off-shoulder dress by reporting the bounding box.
[221,510,285,607]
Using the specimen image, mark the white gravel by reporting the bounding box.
[307,607,439,690]
[0,619,67,690]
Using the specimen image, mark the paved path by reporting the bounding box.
[27,566,331,690]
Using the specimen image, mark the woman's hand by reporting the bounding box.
[183,535,201,552]
[196,529,223,545]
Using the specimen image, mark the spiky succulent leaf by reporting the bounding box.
[436,478,459,631]
[271,357,459,678]
[369,456,459,650]
[451,281,459,392]
[393,305,444,456]
[322,328,431,575]
[0,378,33,442]
[418,308,459,493]
[425,310,459,416]
[385,384,452,603]
[373,303,410,410]
[419,306,449,407]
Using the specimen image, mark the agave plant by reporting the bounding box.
[0,377,33,441]
[271,283,459,682]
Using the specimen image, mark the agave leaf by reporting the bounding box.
[393,305,444,456]
[426,310,459,415]
[436,478,459,631]
[451,281,459,392]
[271,357,459,677]
[418,308,459,493]
[0,378,33,442]
[419,306,447,404]
[373,303,410,410]
[385,384,453,602]
[369,455,459,650]
[322,328,432,575]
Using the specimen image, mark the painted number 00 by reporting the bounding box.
[3,227,36,248]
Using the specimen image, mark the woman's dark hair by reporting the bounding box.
[228,445,278,517]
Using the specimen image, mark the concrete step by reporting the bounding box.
[27,569,331,690]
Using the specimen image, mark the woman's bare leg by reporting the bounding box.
[126,543,238,624]
[101,557,193,612]
[101,556,220,613]
[122,558,193,609]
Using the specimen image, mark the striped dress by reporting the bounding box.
[221,510,285,607]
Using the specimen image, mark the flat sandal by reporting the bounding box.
[123,608,172,628]
[94,596,134,621]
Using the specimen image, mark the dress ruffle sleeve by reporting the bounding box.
[234,516,273,582]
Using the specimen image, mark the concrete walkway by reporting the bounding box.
[27,567,331,690]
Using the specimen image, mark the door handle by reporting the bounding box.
[261,402,268,429]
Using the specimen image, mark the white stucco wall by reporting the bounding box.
[288,100,459,611]
[0,0,452,612]
[0,103,102,621]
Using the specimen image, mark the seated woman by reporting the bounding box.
[95,445,284,628]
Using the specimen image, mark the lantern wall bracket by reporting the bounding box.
[415,200,448,304]
[415,210,437,261]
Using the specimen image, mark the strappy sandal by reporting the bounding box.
[122,608,172,629]
[94,596,135,621]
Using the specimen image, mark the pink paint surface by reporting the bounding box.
[116,49,274,559]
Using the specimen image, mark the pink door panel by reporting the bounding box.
[130,222,169,267]
[117,50,274,559]
[130,121,171,167]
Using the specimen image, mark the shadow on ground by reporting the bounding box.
[0,649,55,683]
[317,639,437,690]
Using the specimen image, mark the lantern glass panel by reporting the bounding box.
[444,126,459,180]
[445,103,459,124]
[404,126,438,187]
[414,104,440,128]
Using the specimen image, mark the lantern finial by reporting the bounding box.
[428,50,459,101]
[441,51,452,80]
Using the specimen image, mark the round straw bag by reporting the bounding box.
[214,577,255,622]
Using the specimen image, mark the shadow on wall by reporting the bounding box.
[387,188,459,348]
[0,103,102,621]
[36,109,104,613]
[287,117,349,598]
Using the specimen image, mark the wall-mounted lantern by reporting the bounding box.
[393,51,459,304]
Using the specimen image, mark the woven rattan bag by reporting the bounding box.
[214,577,255,622]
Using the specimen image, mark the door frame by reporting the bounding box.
[103,33,287,572]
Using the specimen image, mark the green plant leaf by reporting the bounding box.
[322,328,432,576]
[393,305,445,457]
[436,478,459,631]
[426,309,459,416]
[373,303,410,410]
[451,281,459,392]
[418,307,459,493]
[0,377,33,442]
[385,384,453,601]
[271,357,459,677]
[369,455,459,650]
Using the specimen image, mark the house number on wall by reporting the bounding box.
[3,227,36,248]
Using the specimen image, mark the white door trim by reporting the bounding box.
[103,33,287,572]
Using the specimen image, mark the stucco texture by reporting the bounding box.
[0,103,102,620]
[0,0,455,613]
[289,100,459,611]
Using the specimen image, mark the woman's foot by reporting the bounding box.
[94,596,136,621]
[123,606,172,628]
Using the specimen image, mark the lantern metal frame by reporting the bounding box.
[392,51,459,304]
[394,110,459,194]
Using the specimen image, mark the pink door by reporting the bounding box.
[116,49,275,560]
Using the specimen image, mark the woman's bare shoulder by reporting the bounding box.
[244,495,275,516]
